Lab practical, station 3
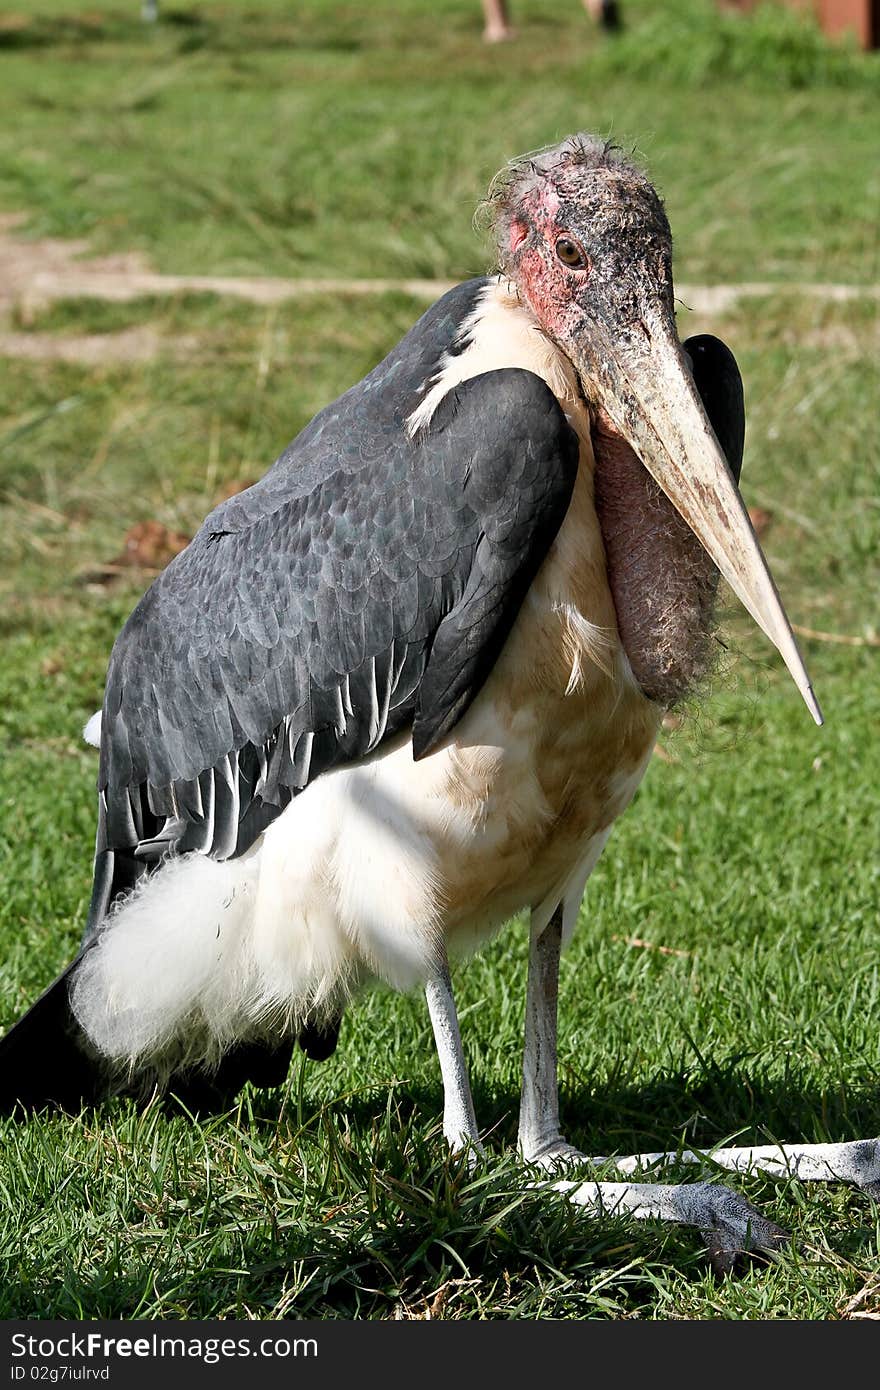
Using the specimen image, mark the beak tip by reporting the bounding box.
[804,685,824,727]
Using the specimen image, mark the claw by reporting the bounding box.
[544,1173,789,1274]
[694,1184,790,1275]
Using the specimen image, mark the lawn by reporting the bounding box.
[0,0,879,1320]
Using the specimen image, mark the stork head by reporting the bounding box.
[488,135,821,724]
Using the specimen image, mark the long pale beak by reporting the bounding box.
[586,314,823,725]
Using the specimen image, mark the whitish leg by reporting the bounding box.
[518,905,787,1263]
[519,905,880,1190]
[518,905,582,1165]
[425,960,484,1157]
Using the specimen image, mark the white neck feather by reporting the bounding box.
[406,278,588,439]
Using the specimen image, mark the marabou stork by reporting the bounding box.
[3,136,877,1263]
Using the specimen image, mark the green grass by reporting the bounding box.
[1,0,879,1321]
[1,0,879,283]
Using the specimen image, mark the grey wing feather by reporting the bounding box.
[87,290,578,943]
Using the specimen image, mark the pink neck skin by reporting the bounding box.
[590,410,720,707]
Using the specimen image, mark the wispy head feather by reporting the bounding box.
[476,134,648,273]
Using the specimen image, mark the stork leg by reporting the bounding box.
[518,906,582,1165]
[517,903,879,1263]
[425,959,484,1157]
[518,904,787,1263]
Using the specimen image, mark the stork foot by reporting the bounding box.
[519,1134,880,1270]
[546,1176,789,1271]
[526,1133,880,1193]
[447,1134,486,1173]
[520,1134,789,1269]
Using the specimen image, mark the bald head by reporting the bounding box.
[483,135,674,350]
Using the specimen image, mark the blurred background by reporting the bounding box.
[1,0,876,589]
[0,0,878,1320]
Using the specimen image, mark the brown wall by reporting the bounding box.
[720,0,877,48]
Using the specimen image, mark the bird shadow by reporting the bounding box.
[324,1060,880,1169]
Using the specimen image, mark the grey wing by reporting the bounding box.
[87,367,579,937]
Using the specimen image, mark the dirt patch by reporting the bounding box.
[0,212,878,365]
[0,325,194,365]
[674,282,880,314]
[0,217,452,319]
[0,213,152,317]
[0,215,173,362]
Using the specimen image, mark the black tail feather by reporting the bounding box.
[298,1013,343,1062]
[163,1037,297,1116]
[0,959,104,1116]
[0,962,337,1119]
[160,1017,342,1114]
[0,807,335,1119]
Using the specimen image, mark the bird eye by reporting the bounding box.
[555,237,587,270]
